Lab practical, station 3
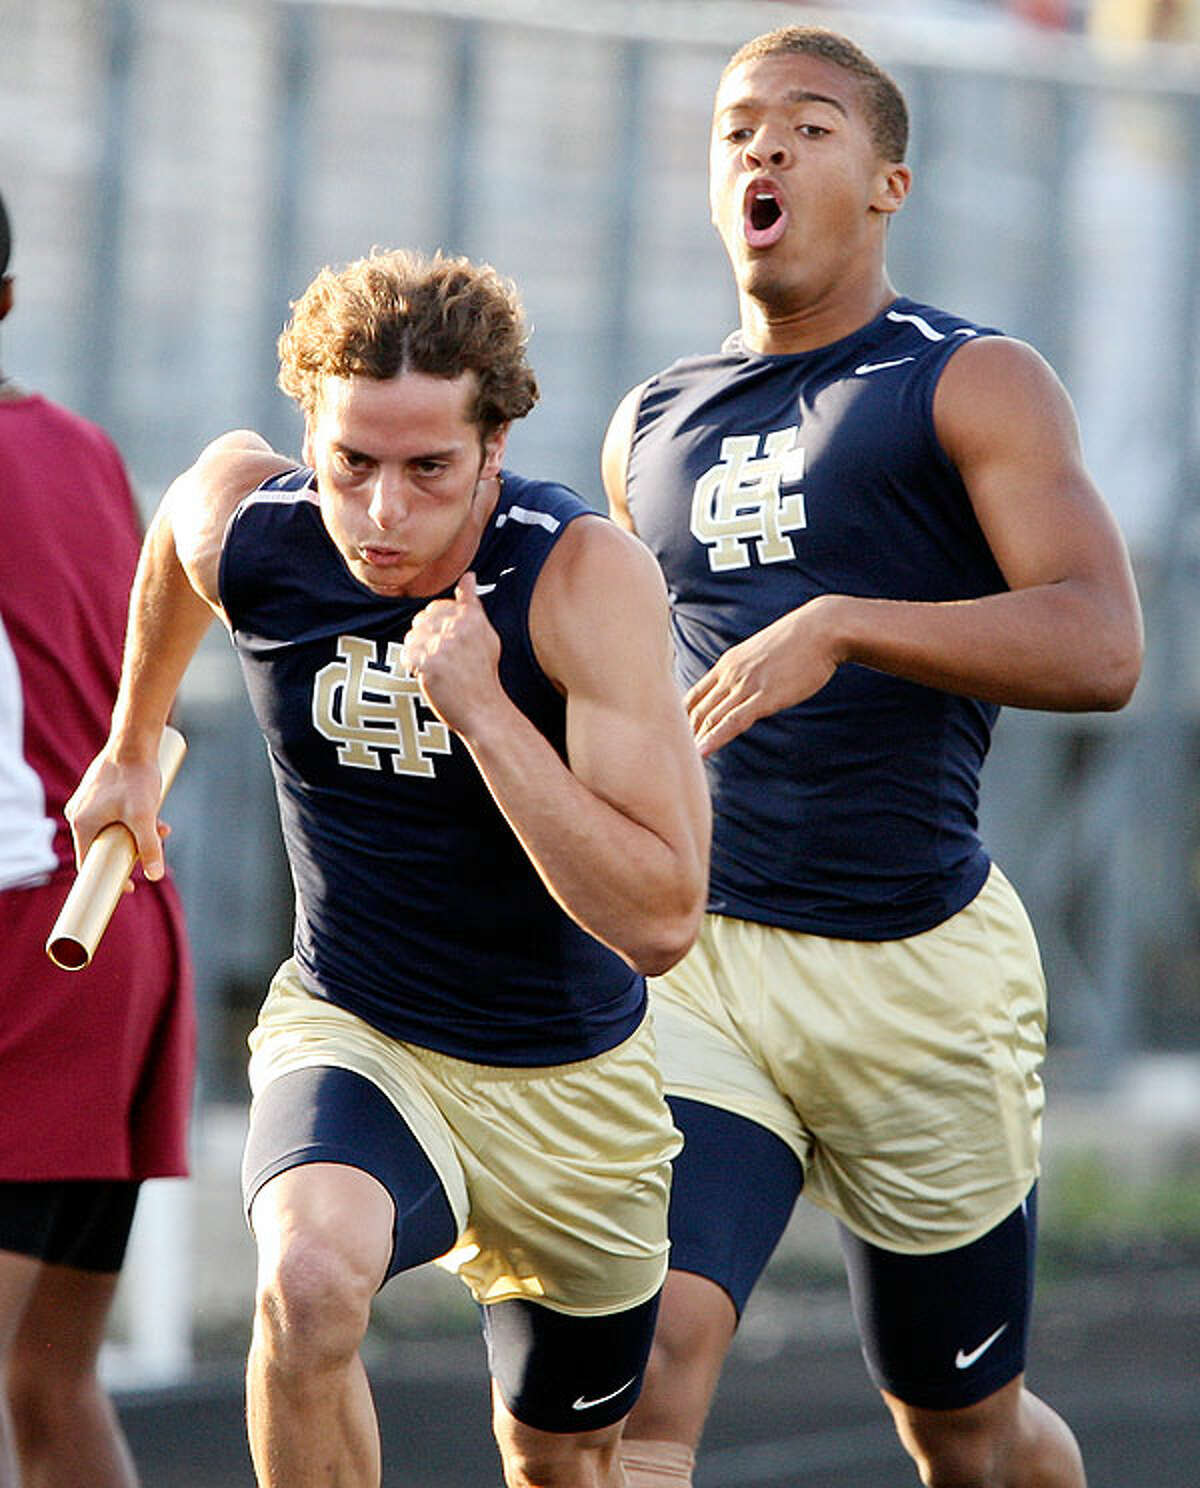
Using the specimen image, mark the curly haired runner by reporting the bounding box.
[68,248,711,1488]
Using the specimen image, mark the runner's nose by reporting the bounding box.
[368,471,408,528]
[744,126,791,170]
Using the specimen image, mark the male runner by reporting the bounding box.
[603,27,1142,1488]
[69,247,710,1488]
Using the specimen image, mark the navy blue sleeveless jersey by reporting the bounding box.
[625,298,1005,940]
[218,467,645,1064]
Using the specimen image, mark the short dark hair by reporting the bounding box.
[277,248,539,436]
[721,26,909,162]
[0,192,11,278]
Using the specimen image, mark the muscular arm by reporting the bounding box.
[402,518,711,975]
[681,337,1144,754]
[66,431,298,876]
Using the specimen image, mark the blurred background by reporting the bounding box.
[1,0,1197,1421]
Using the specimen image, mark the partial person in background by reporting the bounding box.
[0,189,196,1487]
[602,27,1143,1488]
[66,247,710,1488]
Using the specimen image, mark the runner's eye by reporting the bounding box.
[332,447,372,474]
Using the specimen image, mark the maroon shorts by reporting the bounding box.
[0,870,195,1179]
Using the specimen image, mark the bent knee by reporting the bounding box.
[908,1440,1006,1488]
[889,1393,1017,1488]
[651,1272,736,1366]
[255,1232,376,1367]
[624,1275,735,1448]
[7,1369,102,1449]
[497,1417,622,1488]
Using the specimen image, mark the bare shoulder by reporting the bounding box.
[600,380,651,530]
[930,334,1139,602]
[169,434,299,608]
[185,434,298,518]
[557,507,664,574]
[934,334,1081,464]
[540,510,667,603]
[531,512,669,685]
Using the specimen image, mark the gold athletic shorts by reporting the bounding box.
[648,865,1046,1254]
[247,962,681,1314]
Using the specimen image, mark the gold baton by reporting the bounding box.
[45,725,187,971]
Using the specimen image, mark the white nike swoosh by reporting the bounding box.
[955,1322,1009,1370]
[572,1375,637,1411]
[854,356,916,375]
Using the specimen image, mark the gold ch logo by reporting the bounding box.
[690,426,807,572]
[312,635,452,777]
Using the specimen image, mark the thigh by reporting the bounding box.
[840,1185,1038,1410]
[246,961,471,1236]
[665,1096,803,1316]
[248,1160,396,1302]
[247,966,677,1314]
[766,867,1047,1252]
[648,916,814,1166]
[430,1016,680,1315]
[483,1293,660,1433]
[242,1065,458,1279]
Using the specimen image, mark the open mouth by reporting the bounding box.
[743,184,787,249]
[749,192,782,232]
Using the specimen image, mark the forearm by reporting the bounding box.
[820,578,1142,712]
[462,704,707,975]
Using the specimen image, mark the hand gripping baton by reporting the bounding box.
[45,725,187,971]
